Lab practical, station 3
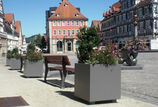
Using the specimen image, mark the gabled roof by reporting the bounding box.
[14,21,21,37]
[4,13,14,24]
[48,0,88,20]
[102,1,121,22]
[103,1,121,17]
[91,20,101,27]
[22,35,25,43]
[91,20,102,31]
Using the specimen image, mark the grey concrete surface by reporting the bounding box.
[121,52,158,105]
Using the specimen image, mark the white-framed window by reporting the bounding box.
[67,20,70,26]
[58,30,61,35]
[155,5,158,14]
[53,20,56,26]
[54,30,56,35]
[68,30,70,36]
[76,30,79,34]
[72,21,74,26]
[63,21,65,26]
[76,20,79,26]
[63,30,66,35]
[72,30,75,35]
[58,20,61,26]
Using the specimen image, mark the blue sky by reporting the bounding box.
[3,0,117,37]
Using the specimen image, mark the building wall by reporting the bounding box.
[49,20,87,54]
[0,0,7,56]
[7,33,18,51]
[102,0,158,49]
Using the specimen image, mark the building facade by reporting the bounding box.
[4,13,19,51]
[91,20,104,45]
[46,0,88,54]
[102,0,158,49]
[0,0,7,56]
[4,13,24,52]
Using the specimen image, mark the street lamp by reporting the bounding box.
[133,14,138,42]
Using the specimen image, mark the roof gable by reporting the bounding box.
[14,21,21,37]
[4,13,14,24]
[48,0,88,20]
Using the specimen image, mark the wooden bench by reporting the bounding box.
[44,55,75,88]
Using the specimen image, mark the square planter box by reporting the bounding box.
[23,60,44,77]
[75,63,121,103]
[6,58,11,66]
[10,58,21,70]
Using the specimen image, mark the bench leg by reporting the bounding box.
[59,70,67,89]
[20,58,23,71]
[44,68,48,82]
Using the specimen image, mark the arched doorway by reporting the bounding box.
[67,42,72,51]
[75,41,80,50]
[57,41,63,51]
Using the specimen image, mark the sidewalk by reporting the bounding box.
[0,58,157,107]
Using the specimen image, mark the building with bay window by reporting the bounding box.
[46,0,88,54]
[102,0,158,49]
[0,0,7,56]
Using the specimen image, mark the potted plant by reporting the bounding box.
[75,27,121,103]
[6,50,12,66]
[23,43,44,77]
[10,48,21,70]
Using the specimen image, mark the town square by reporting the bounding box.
[0,0,158,106]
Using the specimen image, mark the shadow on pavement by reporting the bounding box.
[20,75,42,78]
[56,91,118,105]
[39,79,74,88]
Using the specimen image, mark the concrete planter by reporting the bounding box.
[10,58,21,70]
[24,60,44,77]
[6,58,11,66]
[75,63,121,103]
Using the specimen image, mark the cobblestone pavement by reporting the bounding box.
[0,52,158,106]
[121,52,158,105]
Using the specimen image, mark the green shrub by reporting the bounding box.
[77,27,101,63]
[25,52,43,62]
[77,27,119,65]
[27,43,35,54]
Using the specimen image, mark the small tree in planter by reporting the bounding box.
[23,43,44,77]
[75,27,121,103]
[10,48,21,70]
[6,50,13,66]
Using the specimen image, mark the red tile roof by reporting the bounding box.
[14,21,21,37]
[48,0,88,20]
[91,20,102,31]
[103,1,121,17]
[22,35,25,43]
[102,1,121,22]
[4,13,14,24]
[91,20,101,27]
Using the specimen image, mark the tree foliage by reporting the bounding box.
[27,43,35,54]
[33,34,42,49]
[77,27,101,63]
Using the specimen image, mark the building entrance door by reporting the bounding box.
[67,43,71,51]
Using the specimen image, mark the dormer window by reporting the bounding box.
[75,14,79,17]
[57,13,60,17]
[64,3,68,7]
